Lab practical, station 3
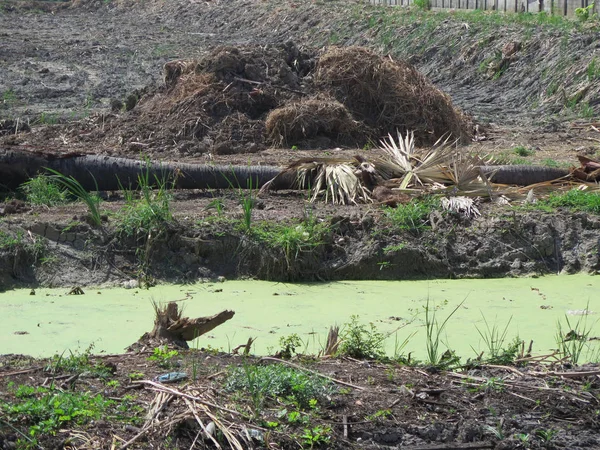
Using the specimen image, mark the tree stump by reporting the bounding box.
[148,301,235,349]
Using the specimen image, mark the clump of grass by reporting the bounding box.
[0,230,24,250]
[587,56,600,81]
[116,166,173,237]
[0,230,47,262]
[225,363,334,412]
[538,189,600,214]
[46,169,102,226]
[424,298,463,368]
[251,217,328,267]
[338,315,386,360]
[47,344,113,378]
[473,315,522,365]
[20,175,68,206]
[238,177,256,231]
[382,196,440,234]
[512,145,535,157]
[555,306,596,365]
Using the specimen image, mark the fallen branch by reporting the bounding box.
[528,370,600,379]
[0,367,43,378]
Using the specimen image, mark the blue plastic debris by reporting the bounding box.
[154,372,188,383]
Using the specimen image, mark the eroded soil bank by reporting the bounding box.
[1,197,599,289]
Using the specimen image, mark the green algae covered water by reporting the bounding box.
[1,275,598,361]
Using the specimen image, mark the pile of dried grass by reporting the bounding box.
[315,47,471,146]
[265,98,363,147]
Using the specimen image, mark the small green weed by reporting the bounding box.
[251,218,327,267]
[382,197,440,234]
[587,56,600,81]
[474,315,521,364]
[578,101,595,118]
[0,230,46,262]
[128,371,145,380]
[546,81,559,96]
[301,425,331,448]
[383,243,406,254]
[36,112,59,125]
[366,409,392,422]
[2,386,114,438]
[20,175,69,206]
[225,363,334,411]
[148,346,179,368]
[0,230,23,250]
[536,428,559,442]
[205,198,225,216]
[278,334,303,359]
[575,2,596,21]
[338,315,385,360]
[1,89,17,108]
[116,164,173,237]
[47,344,112,378]
[555,307,595,365]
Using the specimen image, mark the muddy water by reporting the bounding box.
[1,276,598,361]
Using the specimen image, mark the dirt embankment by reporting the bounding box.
[1,199,599,290]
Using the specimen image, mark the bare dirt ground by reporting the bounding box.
[1,0,600,448]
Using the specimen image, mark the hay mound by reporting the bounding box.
[315,47,471,146]
[265,98,365,148]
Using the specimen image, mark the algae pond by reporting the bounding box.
[1,275,599,362]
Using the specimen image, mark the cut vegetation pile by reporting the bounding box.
[314,46,472,146]
[265,97,366,147]
[34,44,472,158]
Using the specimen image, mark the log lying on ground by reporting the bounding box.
[480,165,569,185]
[149,301,235,348]
[0,148,572,193]
[0,148,281,191]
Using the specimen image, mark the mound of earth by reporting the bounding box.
[1,44,471,160]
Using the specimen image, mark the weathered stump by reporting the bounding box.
[147,301,235,349]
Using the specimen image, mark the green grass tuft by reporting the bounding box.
[382,197,440,234]
[538,189,600,214]
[20,175,69,206]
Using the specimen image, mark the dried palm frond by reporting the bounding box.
[441,196,481,219]
[447,152,488,188]
[379,131,458,188]
[299,161,371,205]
